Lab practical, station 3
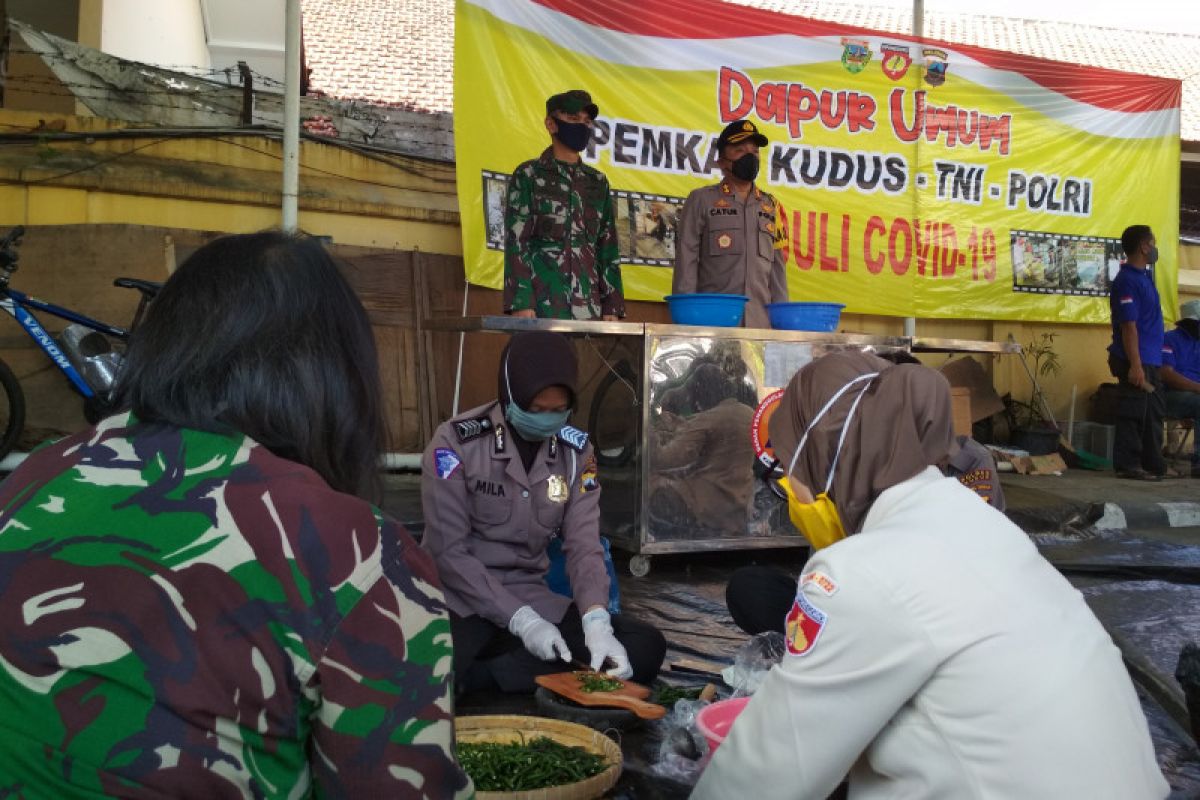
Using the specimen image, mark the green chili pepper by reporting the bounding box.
[458,737,609,791]
[652,684,705,706]
[574,670,625,693]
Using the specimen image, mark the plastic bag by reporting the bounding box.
[649,697,711,784]
[721,631,786,696]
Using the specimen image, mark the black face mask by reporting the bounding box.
[1147,245,1159,265]
[553,120,592,152]
[731,152,759,182]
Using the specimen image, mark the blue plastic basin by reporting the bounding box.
[765,302,845,332]
[664,293,749,327]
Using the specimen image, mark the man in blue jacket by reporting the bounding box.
[1162,299,1200,478]
[1107,225,1166,480]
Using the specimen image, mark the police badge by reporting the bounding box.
[547,474,568,503]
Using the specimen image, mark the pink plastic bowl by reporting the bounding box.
[695,697,751,754]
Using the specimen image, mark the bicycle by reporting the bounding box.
[0,225,161,461]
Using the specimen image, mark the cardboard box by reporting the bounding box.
[1008,453,1067,475]
[950,387,972,437]
[939,356,1006,422]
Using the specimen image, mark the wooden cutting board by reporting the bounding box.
[535,672,666,720]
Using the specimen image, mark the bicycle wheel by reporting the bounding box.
[0,357,24,463]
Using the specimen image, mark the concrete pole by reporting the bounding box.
[282,0,301,232]
[904,0,923,339]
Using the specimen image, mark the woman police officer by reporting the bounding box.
[421,331,665,693]
[695,351,1166,800]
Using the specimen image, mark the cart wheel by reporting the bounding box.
[629,555,651,578]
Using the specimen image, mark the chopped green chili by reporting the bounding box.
[574,670,624,693]
[458,736,610,791]
[652,684,704,706]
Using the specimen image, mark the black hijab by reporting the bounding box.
[497,332,578,471]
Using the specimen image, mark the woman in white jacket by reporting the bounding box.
[694,351,1167,800]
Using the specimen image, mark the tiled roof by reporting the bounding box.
[301,0,1200,141]
[301,0,453,113]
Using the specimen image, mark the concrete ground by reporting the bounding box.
[1001,468,1200,534]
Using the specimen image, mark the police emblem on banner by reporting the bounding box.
[923,48,949,86]
[880,43,912,81]
[840,38,872,74]
[785,593,827,656]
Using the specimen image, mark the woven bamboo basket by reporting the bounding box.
[456,714,623,800]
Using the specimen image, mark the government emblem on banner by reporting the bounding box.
[880,43,912,81]
[785,593,827,656]
[923,48,949,86]
[840,38,872,74]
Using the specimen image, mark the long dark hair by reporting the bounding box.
[113,232,384,499]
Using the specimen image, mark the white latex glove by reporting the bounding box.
[508,605,572,663]
[582,607,633,679]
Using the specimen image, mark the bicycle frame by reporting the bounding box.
[0,288,129,399]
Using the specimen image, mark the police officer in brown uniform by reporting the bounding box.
[421,332,665,693]
[673,119,789,329]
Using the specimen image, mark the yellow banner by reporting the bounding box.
[454,0,1182,322]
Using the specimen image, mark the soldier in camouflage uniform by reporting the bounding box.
[504,90,625,321]
[0,233,472,799]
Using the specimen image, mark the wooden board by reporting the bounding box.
[534,672,666,720]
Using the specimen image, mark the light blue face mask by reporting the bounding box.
[503,354,571,441]
[505,404,570,441]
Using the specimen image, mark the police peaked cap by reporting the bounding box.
[546,90,599,120]
[717,119,768,151]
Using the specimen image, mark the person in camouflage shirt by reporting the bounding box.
[0,233,473,799]
[504,90,625,321]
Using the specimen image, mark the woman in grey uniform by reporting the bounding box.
[420,332,665,693]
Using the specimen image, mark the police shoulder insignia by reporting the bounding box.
[434,447,462,479]
[558,425,589,451]
[785,593,827,657]
[454,416,493,442]
[580,454,599,493]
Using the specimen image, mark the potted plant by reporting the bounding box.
[1009,332,1062,455]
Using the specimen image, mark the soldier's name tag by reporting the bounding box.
[547,475,569,503]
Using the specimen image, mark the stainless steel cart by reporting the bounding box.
[424,317,1015,575]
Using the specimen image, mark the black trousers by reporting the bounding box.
[1108,354,1165,474]
[450,607,666,693]
[726,565,797,636]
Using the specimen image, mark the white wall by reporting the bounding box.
[201,0,286,84]
[100,0,211,74]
